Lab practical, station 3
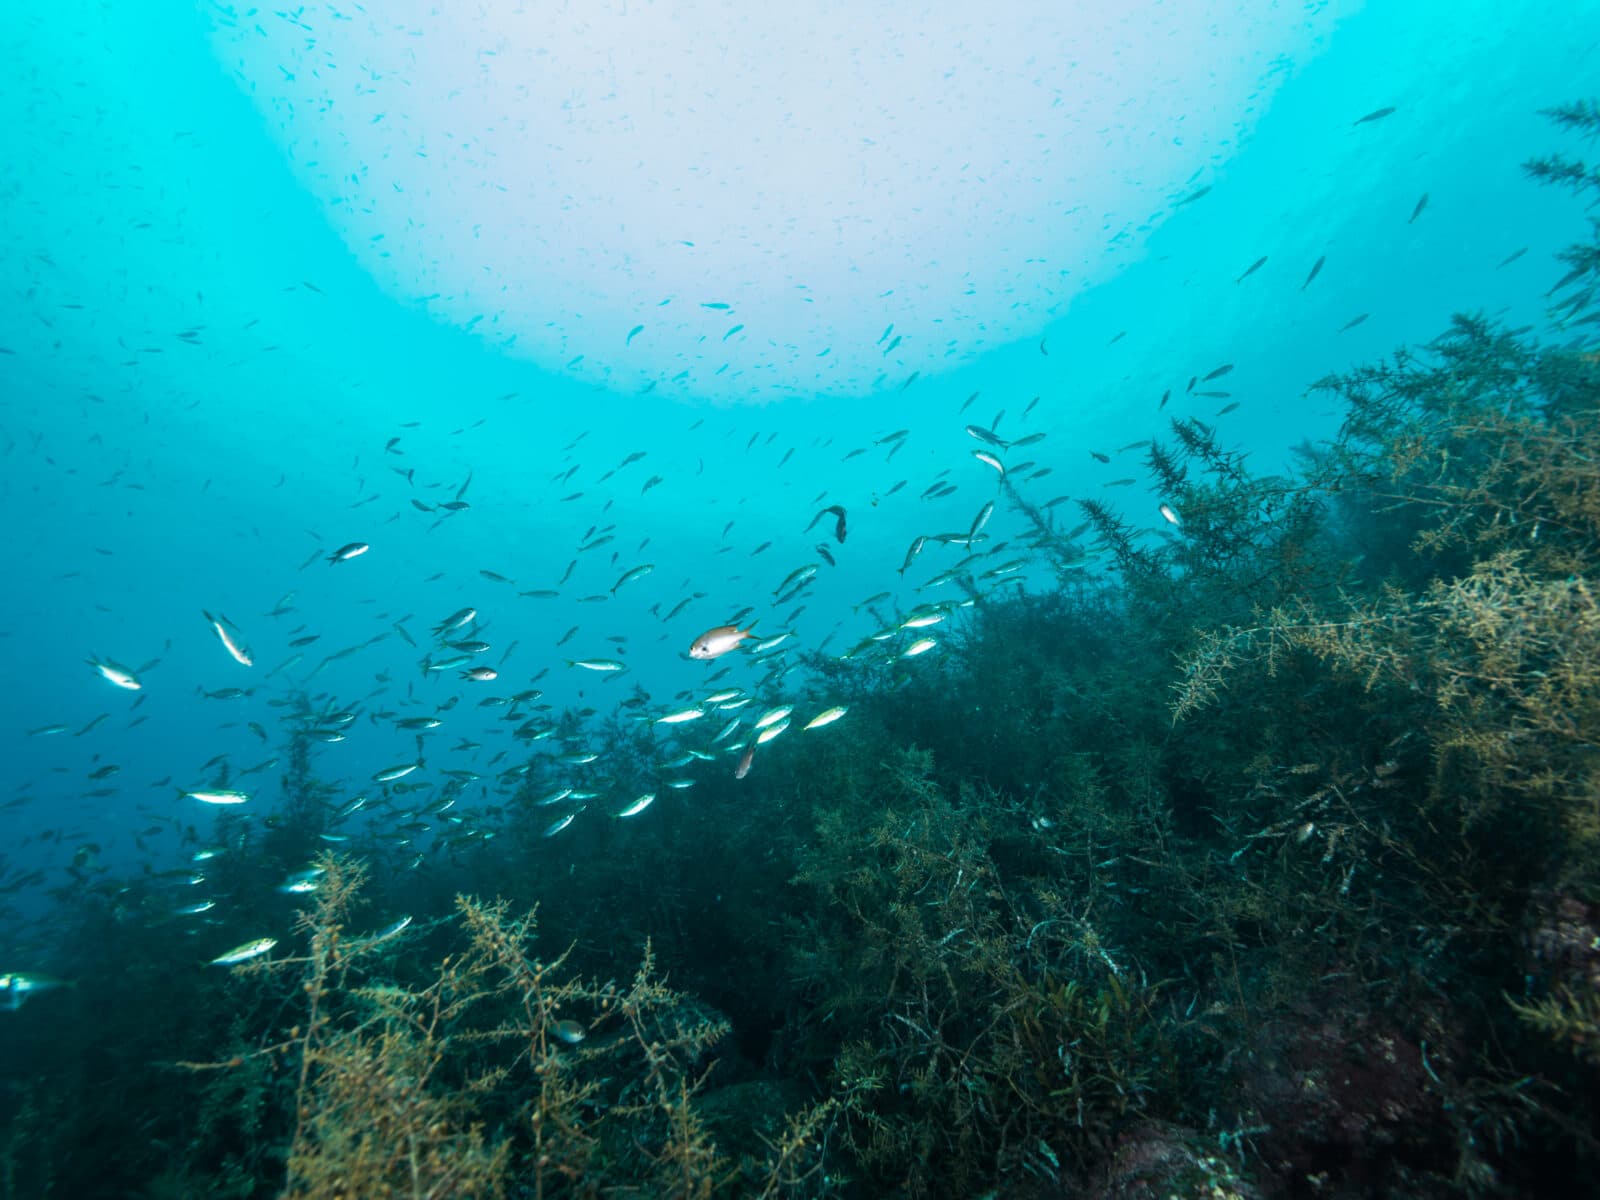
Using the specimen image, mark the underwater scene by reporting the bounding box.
[4,3,1600,1197]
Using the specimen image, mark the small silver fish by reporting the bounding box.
[803,706,848,730]
[202,611,253,667]
[971,450,1005,476]
[88,656,142,691]
[616,793,656,818]
[184,788,250,805]
[433,607,477,636]
[543,811,579,837]
[209,937,277,966]
[656,707,705,725]
[754,705,794,729]
[688,625,755,660]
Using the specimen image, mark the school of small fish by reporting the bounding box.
[5,98,1440,998]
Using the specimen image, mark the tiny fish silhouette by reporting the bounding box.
[1236,256,1267,283]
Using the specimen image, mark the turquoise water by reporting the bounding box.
[3,3,1599,1196]
[4,2,1592,849]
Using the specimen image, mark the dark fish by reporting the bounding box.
[327,542,369,564]
[1301,256,1325,290]
[968,500,994,544]
[965,424,1008,449]
[1339,313,1369,333]
[1090,451,1110,464]
[1202,363,1233,382]
[804,504,848,544]
[1235,255,1267,283]
[899,535,926,575]
[1354,106,1396,125]
[1408,193,1428,223]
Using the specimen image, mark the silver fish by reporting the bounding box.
[688,625,755,660]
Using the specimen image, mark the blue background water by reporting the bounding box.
[2,0,1596,890]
